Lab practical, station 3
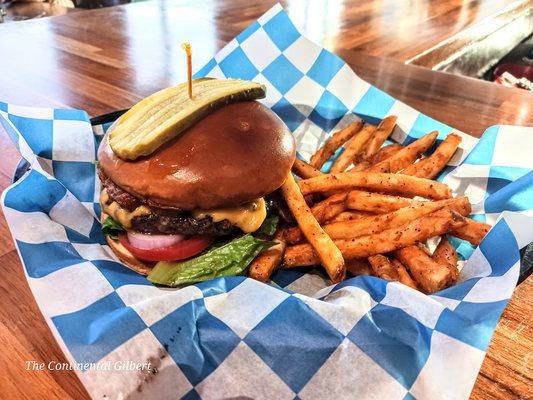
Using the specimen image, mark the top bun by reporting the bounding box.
[98,101,295,210]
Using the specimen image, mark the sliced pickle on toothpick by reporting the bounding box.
[109,78,266,160]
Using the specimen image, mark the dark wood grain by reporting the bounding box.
[0,1,531,399]
[408,0,533,69]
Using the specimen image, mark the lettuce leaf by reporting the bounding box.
[101,216,124,240]
[147,234,275,286]
[257,215,279,237]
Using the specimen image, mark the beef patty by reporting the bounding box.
[98,168,235,236]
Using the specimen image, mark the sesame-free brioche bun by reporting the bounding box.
[98,101,296,210]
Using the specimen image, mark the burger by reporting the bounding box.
[97,79,296,284]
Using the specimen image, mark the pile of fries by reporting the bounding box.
[249,116,491,294]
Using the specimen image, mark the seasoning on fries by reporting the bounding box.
[369,131,438,173]
[298,172,452,200]
[368,143,403,165]
[391,258,420,289]
[345,190,419,213]
[402,133,461,178]
[395,245,453,293]
[249,231,286,282]
[310,192,347,223]
[310,120,363,169]
[452,219,491,245]
[432,236,459,282]
[283,208,468,267]
[285,197,470,243]
[368,254,399,281]
[245,115,491,295]
[359,116,398,161]
[292,158,323,179]
[346,258,373,276]
[331,123,377,173]
[280,173,345,283]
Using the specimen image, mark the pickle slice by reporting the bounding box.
[109,78,266,160]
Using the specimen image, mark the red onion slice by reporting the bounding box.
[127,231,186,250]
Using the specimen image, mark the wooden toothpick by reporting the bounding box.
[182,42,193,99]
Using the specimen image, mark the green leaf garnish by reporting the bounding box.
[147,234,275,287]
[101,216,124,240]
[257,215,279,237]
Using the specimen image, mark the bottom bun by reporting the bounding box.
[101,212,154,275]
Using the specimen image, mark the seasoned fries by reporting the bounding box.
[402,133,462,178]
[298,172,452,200]
[395,245,452,293]
[369,131,438,173]
[368,254,399,281]
[327,211,373,223]
[452,219,491,245]
[359,116,398,161]
[286,197,470,243]
[346,258,373,276]
[292,158,323,179]
[249,231,286,282]
[331,124,377,173]
[280,173,345,283]
[310,120,363,169]
[346,190,420,213]
[391,259,419,289]
[310,192,347,223]
[350,142,402,172]
[249,116,490,294]
[432,236,459,282]
[284,208,467,267]
[369,143,403,165]
[324,197,470,240]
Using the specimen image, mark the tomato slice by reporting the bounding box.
[119,233,214,262]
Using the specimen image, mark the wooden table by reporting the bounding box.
[0,1,531,399]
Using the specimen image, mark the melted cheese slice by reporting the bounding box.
[192,198,267,233]
[100,189,151,229]
[100,189,267,233]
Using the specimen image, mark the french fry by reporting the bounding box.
[292,158,323,179]
[350,160,372,172]
[281,257,374,276]
[284,209,376,245]
[248,231,286,282]
[280,173,345,283]
[330,124,377,173]
[402,133,462,178]
[351,143,403,172]
[394,245,452,293]
[298,172,452,200]
[284,208,467,267]
[327,210,374,224]
[359,116,398,161]
[369,143,403,165]
[310,120,363,169]
[432,236,459,283]
[368,254,399,281]
[391,258,419,289]
[452,219,491,245]
[345,190,419,213]
[369,131,438,173]
[310,192,347,223]
[346,258,373,276]
[283,226,304,245]
[279,194,345,244]
[324,197,470,240]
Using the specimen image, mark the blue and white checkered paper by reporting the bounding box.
[1,4,532,399]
